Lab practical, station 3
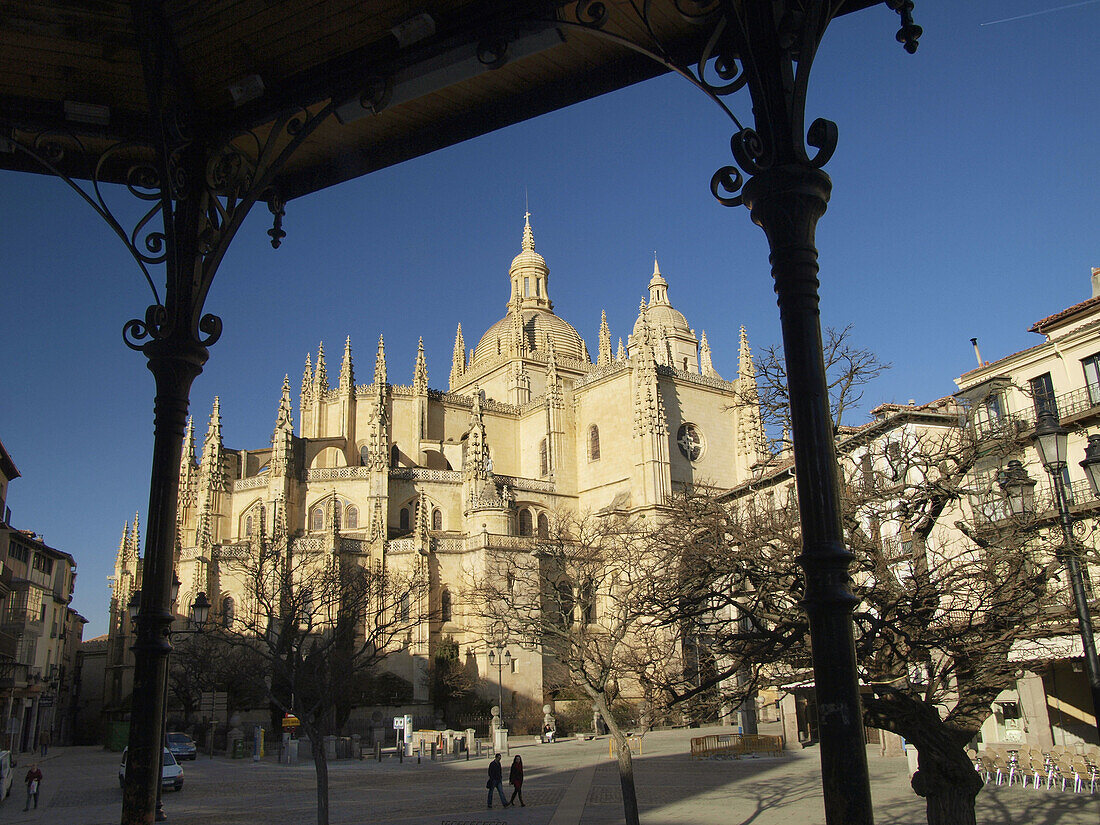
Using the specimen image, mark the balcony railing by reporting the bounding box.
[1054,384,1100,421]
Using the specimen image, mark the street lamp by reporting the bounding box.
[998,409,1100,739]
[487,637,512,731]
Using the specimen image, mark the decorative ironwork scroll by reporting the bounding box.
[553,0,921,206]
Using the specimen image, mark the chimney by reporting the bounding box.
[1092,267,1100,298]
[970,337,983,368]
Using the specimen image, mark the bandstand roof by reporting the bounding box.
[0,1,877,202]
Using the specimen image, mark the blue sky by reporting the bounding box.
[2,2,1099,637]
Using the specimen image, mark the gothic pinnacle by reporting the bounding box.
[301,352,313,402]
[374,334,387,387]
[450,324,466,388]
[276,375,293,431]
[314,342,328,391]
[700,330,715,377]
[339,335,354,391]
[414,337,428,391]
[598,310,611,367]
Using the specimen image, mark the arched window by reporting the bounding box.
[222,596,235,628]
[557,581,575,627]
[244,515,253,537]
[537,513,549,539]
[360,445,370,466]
[440,588,452,622]
[432,508,443,531]
[588,425,600,462]
[580,580,596,625]
[399,507,410,531]
[310,506,324,531]
[345,505,359,530]
[300,588,313,619]
[391,444,400,467]
[539,439,548,477]
[519,509,533,536]
[399,594,410,620]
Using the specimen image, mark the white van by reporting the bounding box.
[0,750,14,801]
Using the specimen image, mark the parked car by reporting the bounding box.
[166,733,197,761]
[0,750,13,801]
[118,747,184,792]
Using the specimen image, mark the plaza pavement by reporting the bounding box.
[0,727,1095,825]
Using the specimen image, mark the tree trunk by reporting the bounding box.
[910,743,983,825]
[590,692,641,825]
[863,694,982,825]
[306,724,330,825]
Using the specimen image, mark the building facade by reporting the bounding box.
[955,270,1100,748]
[106,216,768,716]
[0,438,84,750]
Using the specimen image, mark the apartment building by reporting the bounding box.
[955,270,1100,748]
[0,437,84,750]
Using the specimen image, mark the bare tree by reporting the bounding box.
[734,324,890,453]
[167,630,267,722]
[469,511,677,825]
[646,408,1069,825]
[219,530,428,825]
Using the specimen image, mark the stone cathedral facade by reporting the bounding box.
[108,215,769,710]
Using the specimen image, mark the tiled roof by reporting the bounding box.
[1029,295,1100,334]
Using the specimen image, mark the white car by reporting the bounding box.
[0,751,13,801]
[118,747,184,792]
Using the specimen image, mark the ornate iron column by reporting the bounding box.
[708,4,903,821]
[560,2,920,822]
[708,4,920,821]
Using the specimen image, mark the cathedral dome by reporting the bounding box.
[469,213,590,368]
[633,258,692,336]
[472,309,588,366]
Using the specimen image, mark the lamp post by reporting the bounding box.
[487,637,511,732]
[999,409,1100,739]
[127,585,211,821]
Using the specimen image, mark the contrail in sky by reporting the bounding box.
[981,0,1100,26]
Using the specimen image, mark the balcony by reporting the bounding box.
[1055,384,1100,425]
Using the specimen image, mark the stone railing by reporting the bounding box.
[385,537,417,554]
[433,537,465,553]
[572,360,631,390]
[495,474,554,494]
[214,543,251,560]
[233,476,268,492]
[291,535,328,554]
[655,364,736,391]
[389,468,462,483]
[179,546,202,561]
[339,538,370,555]
[306,466,372,482]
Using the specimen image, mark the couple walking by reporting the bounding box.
[486,753,525,808]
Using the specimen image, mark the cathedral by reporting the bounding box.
[108,215,768,710]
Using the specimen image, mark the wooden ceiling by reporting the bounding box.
[0,1,882,201]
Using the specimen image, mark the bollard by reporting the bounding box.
[417,744,421,764]
[399,743,403,763]
[375,741,381,762]
[431,742,436,761]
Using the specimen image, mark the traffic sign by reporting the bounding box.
[393,716,405,729]
[283,713,300,729]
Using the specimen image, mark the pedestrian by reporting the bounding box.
[486,752,508,808]
[40,730,49,757]
[543,723,554,743]
[508,754,525,807]
[23,763,42,811]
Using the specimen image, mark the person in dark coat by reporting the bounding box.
[486,753,508,808]
[23,763,42,811]
[508,754,526,807]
